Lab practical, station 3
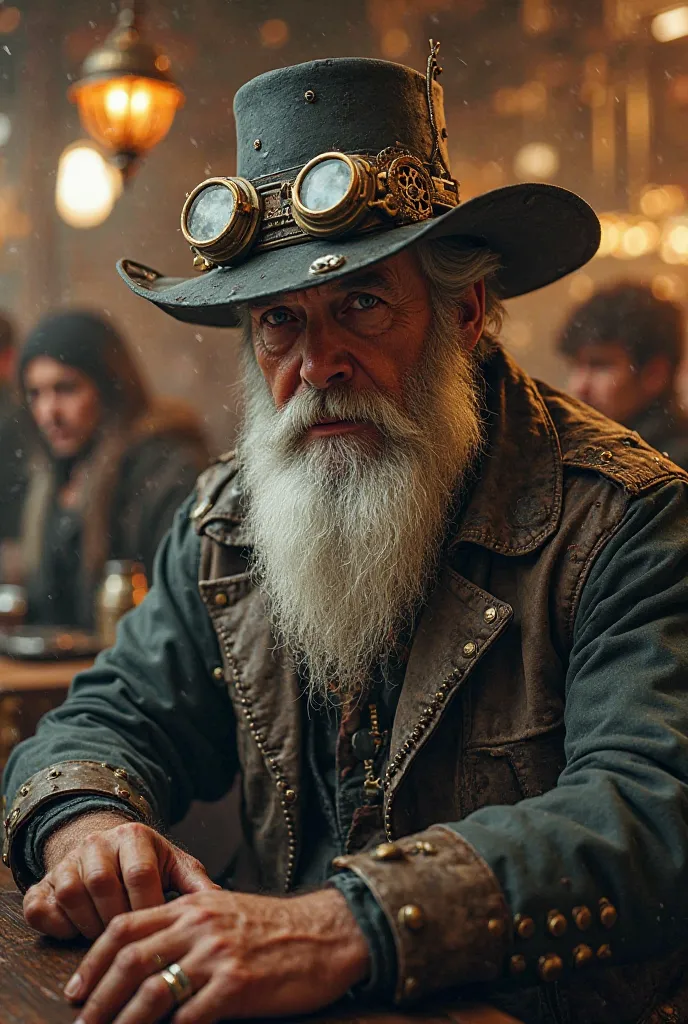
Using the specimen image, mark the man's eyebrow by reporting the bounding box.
[248,270,397,311]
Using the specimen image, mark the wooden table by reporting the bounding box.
[0,866,520,1024]
[0,657,93,772]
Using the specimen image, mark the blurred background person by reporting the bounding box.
[16,310,209,628]
[0,312,29,547]
[558,282,688,469]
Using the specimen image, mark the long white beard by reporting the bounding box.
[238,314,483,706]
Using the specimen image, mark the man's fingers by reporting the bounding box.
[50,860,104,939]
[174,972,238,1024]
[23,880,79,939]
[118,825,165,910]
[67,925,189,1024]
[66,903,175,1003]
[165,848,219,895]
[80,840,129,926]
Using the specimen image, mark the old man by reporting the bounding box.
[4,51,688,1024]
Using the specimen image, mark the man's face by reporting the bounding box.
[566,342,652,424]
[24,356,102,458]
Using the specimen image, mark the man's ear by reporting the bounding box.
[458,279,486,353]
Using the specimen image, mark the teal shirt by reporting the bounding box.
[5,480,688,1008]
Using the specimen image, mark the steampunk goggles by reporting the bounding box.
[180,147,460,272]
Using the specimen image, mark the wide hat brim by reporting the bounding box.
[117,182,600,329]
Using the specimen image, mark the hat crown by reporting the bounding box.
[233,57,450,181]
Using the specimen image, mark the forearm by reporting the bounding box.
[43,810,133,870]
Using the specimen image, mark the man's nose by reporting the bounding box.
[299,321,354,390]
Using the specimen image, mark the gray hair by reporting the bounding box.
[413,236,505,355]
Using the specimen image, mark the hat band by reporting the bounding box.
[181,146,459,273]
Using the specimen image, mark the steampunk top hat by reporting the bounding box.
[118,45,600,328]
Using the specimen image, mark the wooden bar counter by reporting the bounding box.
[0,656,93,773]
[0,865,520,1024]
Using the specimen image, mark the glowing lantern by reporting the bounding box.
[69,3,184,180]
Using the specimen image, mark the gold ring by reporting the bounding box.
[152,953,165,969]
[160,962,193,1006]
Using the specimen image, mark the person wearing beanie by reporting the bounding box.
[16,309,209,627]
[0,311,29,544]
[558,281,688,469]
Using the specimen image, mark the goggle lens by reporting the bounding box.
[298,157,353,213]
[187,183,236,243]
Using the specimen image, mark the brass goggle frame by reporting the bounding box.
[181,148,459,272]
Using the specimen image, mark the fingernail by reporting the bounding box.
[64,973,82,1000]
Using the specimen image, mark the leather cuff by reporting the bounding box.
[3,760,155,892]
[331,824,510,1005]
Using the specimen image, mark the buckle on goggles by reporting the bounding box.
[181,148,459,272]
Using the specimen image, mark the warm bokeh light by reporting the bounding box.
[615,221,660,259]
[0,6,20,33]
[72,76,184,158]
[661,218,688,264]
[639,184,685,218]
[651,6,688,42]
[596,215,621,258]
[514,142,559,181]
[652,274,686,301]
[568,274,595,302]
[55,142,122,229]
[259,18,289,48]
[381,27,411,59]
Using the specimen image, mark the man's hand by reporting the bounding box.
[23,816,219,941]
[64,887,370,1024]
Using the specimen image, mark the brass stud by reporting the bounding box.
[113,768,128,780]
[214,591,229,607]
[304,89,316,103]
[538,954,563,982]
[331,856,349,869]
[415,841,437,856]
[9,808,19,826]
[398,904,425,931]
[192,253,213,272]
[47,768,62,780]
[601,450,613,462]
[114,786,130,800]
[253,138,262,150]
[190,498,212,520]
[596,944,612,960]
[573,944,594,968]
[484,606,498,624]
[283,788,297,804]
[101,762,114,770]
[371,842,404,861]
[515,914,535,939]
[212,666,224,680]
[572,905,592,931]
[547,910,567,937]
[463,640,477,658]
[403,976,419,999]
[19,785,29,797]
[2,852,8,866]
[488,917,505,938]
[599,898,617,929]
[509,954,527,975]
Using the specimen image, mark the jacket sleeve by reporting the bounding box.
[332,479,688,1004]
[2,493,239,887]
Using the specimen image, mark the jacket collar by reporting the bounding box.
[198,346,564,558]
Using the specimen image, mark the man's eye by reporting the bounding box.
[350,293,380,311]
[262,309,295,327]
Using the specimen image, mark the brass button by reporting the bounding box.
[599,898,617,929]
[2,852,8,866]
[253,138,262,150]
[371,842,404,861]
[403,976,419,999]
[572,905,592,931]
[47,768,62,780]
[596,943,612,960]
[547,910,567,937]
[509,954,527,975]
[601,450,614,462]
[113,768,128,780]
[283,788,297,805]
[413,841,437,856]
[331,856,349,869]
[538,954,563,982]
[304,89,316,103]
[114,786,130,800]
[488,917,505,938]
[212,666,224,681]
[398,904,425,931]
[515,914,535,939]
[484,606,498,624]
[8,808,19,827]
[463,641,477,658]
[214,592,229,607]
[573,944,594,968]
[18,785,29,797]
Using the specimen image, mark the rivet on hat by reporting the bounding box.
[304,89,316,103]
[253,138,262,150]
[309,253,346,275]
